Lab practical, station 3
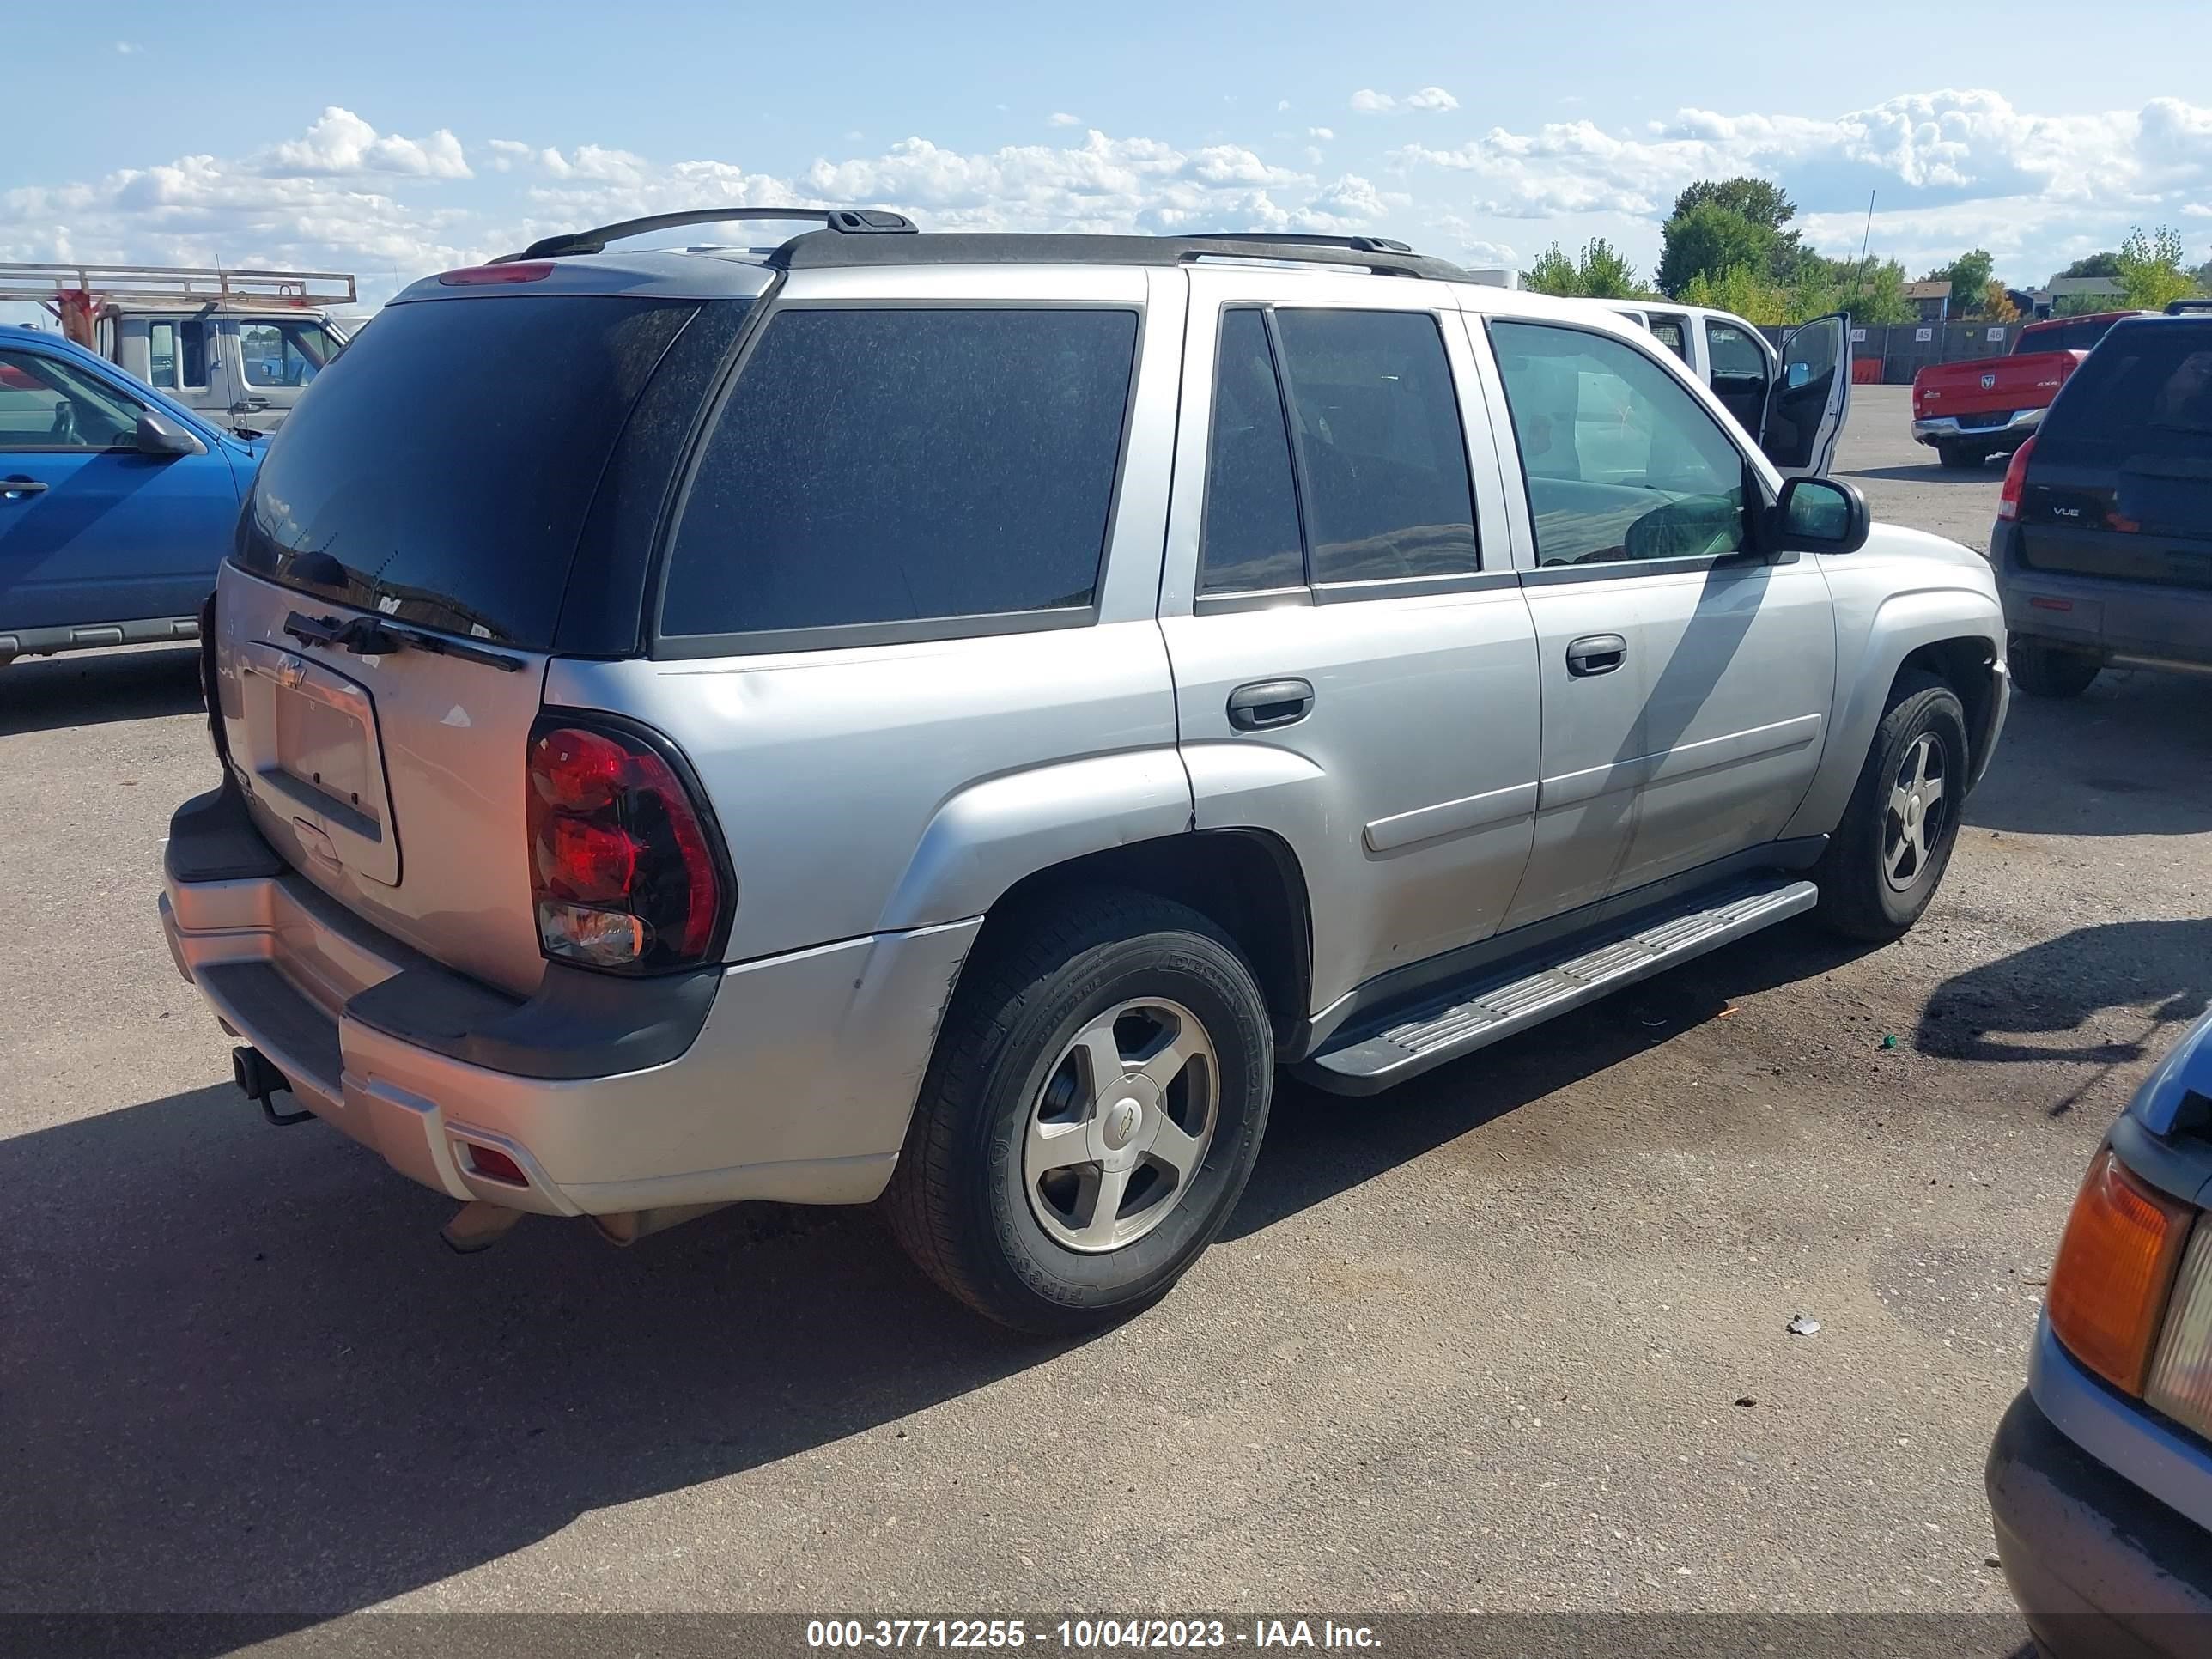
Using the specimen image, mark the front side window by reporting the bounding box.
[663,307,1139,641]
[1706,321,1768,380]
[1648,315,1690,362]
[0,349,142,451]
[1489,320,1752,568]
[240,320,336,388]
[1273,308,1480,584]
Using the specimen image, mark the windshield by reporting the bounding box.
[235,295,702,647]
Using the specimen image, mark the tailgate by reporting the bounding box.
[212,562,553,996]
[1916,352,2071,418]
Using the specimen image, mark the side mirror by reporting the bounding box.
[1767,476,1869,556]
[136,409,207,459]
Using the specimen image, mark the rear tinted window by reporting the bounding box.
[1272,308,1479,583]
[2017,318,2125,355]
[236,295,700,648]
[2041,324,2212,462]
[662,307,1139,643]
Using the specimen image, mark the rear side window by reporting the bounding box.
[662,308,1139,644]
[1273,309,1479,584]
[1199,309,1304,593]
[237,295,702,648]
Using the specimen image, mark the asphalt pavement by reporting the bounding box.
[3,384,2207,1644]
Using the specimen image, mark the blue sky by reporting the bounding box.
[3,0,2208,318]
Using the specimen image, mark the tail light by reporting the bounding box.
[525,715,732,974]
[2045,1149,2194,1395]
[438,262,555,285]
[1996,436,2036,521]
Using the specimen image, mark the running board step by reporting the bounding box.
[1300,877,1819,1095]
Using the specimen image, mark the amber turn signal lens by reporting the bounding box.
[2046,1150,2196,1395]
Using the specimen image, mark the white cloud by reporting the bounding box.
[1276,100,1291,113]
[1048,112,1082,128]
[261,107,471,179]
[1352,87,1459,116]
[3,90,2203,321]
[112,40,141,55]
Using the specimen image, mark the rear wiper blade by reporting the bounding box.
[283,610,525,673]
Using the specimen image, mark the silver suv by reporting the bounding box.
[161,209,2009,1331]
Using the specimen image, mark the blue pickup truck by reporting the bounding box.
[1,323,261,664]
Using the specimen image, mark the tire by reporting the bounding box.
[2010,635,2102,700]
[883,888,1274,1334]
[1936,443,1984,471]
[1814,672,1972,942]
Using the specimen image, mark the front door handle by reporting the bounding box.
[1227,678,1315,731]
[1565,634,1627,678]
[1,477,50,500]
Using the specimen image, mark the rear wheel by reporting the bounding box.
[2010,635,2103,700]
[1814,672,1970,941]
[884,889,1273,1334]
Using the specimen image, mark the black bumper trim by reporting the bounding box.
[345,960,719,1081]
[166,780,286,884]
[167,781,720,1083]
[1985,1390,2212,1659]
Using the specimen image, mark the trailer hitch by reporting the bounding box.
[233,1045,313,1127]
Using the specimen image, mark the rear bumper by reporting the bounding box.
[160,782,975,1215]
[1987,1380,2212,1659]
[1912,408,2043,445]
[1992,522,2212,668]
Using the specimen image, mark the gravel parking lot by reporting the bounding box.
[4,385,2208,1644]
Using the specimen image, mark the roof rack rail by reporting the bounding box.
[763,231,1468,282]
[1188,232,1416,255]
[502,207,915,263]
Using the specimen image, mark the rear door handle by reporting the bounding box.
[1,477,50,499]
[1565,634,1627,678]
[1227,678,1315,731]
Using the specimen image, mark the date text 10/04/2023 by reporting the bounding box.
[805,1620,1382,1650]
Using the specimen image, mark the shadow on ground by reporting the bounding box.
[0,646,202,737]
[1965,668,2212,838]
[0,921,1881,1639]
[1914,919,2212,1116]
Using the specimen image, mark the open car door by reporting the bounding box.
[1759,312,1850,479]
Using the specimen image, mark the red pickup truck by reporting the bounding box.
[1911,311,2152,469]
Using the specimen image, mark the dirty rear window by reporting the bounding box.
[235,295,702,648]
[2042,324,2212,459]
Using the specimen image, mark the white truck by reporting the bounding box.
[0,262,358,434]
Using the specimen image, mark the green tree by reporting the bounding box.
[2116,225,2199,310]
[1521,237,1652,300]
[1925,248,1995,316]
[1671,177,1797,232]
[2192,257,2212,296]
[1574,237,1645,299]
[1657,202,1781,297]
[2060,252,2121,279]
[1680,264,1789,325]
[1523,242,1580,297]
